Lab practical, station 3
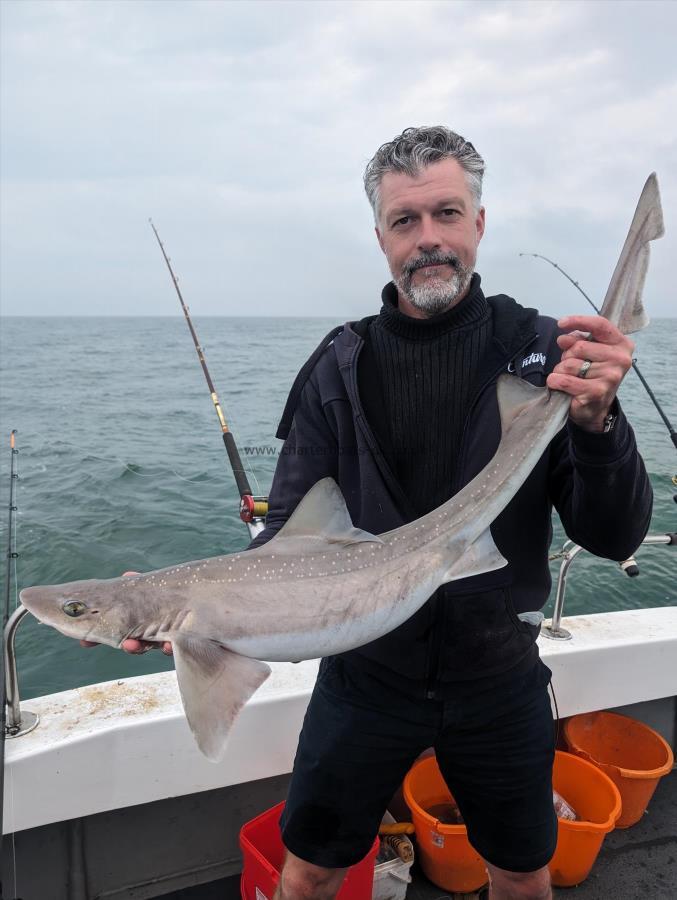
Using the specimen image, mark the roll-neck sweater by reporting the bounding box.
[358,273,491,517]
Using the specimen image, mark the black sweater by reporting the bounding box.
[359,275,491,516]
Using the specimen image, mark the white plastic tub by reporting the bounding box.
[373,812,414,900]
[373,853,413,900]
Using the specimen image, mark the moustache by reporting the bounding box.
[403,252,464,277]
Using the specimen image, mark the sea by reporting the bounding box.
[1,317,675,701]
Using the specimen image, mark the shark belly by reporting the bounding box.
[225,554,445,662]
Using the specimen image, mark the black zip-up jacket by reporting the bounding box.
[249,288,652,697]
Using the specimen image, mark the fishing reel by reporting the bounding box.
[240,494,269,523]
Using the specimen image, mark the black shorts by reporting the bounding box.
[280,656,557,873]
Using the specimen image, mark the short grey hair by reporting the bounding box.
[364,126,485,221]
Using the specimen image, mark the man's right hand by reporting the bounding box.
[80,638,174,655]
[78,571,174,656]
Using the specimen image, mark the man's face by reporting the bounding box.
[375,158,485,317]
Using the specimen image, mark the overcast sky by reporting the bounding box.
[1,0,675,319]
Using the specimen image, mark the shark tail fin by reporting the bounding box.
[599,172,664,335]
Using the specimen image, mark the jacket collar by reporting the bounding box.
[276,282,540,442]
[335,283,539,371]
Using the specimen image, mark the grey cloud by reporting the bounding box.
[1,0,675,316]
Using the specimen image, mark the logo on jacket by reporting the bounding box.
[521,352,546,369]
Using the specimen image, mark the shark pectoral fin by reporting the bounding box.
[444,528,508,581]
[265,477,383,551]
[172,637,271,762]
[496,373,569,439]
[496,374,548,426]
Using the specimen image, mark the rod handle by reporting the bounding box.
[222,431,252,498]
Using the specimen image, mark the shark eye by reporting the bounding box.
[63,600,88,618]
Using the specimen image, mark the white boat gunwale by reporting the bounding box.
[4,605,677,835]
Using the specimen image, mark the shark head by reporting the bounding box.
[20,577,140,648]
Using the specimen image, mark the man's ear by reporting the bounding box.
[375,226,385,253]
[476,206,486,243]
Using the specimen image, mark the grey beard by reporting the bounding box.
[394,252,474,317]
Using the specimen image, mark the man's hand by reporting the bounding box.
[79,571,173,656]
[80,638,174,655]
[547,315,633,432]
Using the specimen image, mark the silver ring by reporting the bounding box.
[578,359,592,379]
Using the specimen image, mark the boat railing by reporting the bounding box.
[4,605,39,737]
[4,532,675,737]
[542,532,676,641]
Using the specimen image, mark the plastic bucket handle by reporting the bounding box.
[565,713,674,780]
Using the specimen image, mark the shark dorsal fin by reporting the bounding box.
[267,477,383,552]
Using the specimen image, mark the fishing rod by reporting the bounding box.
[1,431,19,900]
[149,221,268,537]
[520,252,677,452]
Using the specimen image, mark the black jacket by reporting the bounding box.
[249,289,652,697]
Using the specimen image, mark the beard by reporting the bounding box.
[394,251,474,316]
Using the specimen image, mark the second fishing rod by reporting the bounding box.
[149,220,268,538]
[521,251,677,453]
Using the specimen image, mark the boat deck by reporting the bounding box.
[166,770,676,900]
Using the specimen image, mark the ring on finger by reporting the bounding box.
[578,359,592,379]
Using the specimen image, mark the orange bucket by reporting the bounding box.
[403,756,487,893]
[564,711,674,828]
[549,750,621,886]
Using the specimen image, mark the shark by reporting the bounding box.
[20,174,664,761]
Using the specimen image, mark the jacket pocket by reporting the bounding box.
[506,586,544,639]
[437,584,538,681]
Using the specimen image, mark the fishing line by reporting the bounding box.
[222,419,264,498]
[520,252,677,454]
[95,455,227,486]
[10,772,17,900]
[6,430,229,487]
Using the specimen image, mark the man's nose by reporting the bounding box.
[416,215,441,251]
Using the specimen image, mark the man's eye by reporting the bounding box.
[441,208,459,217]
[393,216,410,227]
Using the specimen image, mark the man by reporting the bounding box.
[113,127,652,899]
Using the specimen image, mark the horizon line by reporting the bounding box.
[2,313,676,321]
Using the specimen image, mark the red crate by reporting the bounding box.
[240,801,379,900]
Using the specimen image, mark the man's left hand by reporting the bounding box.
[547,315,634,432]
